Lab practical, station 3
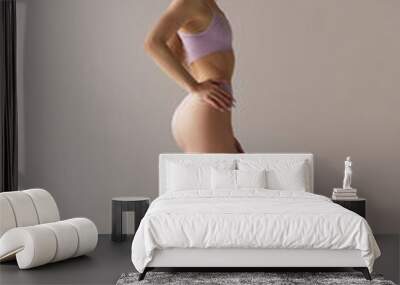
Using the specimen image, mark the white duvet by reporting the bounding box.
[131,190,380,273]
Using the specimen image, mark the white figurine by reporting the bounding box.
[343,156,352,189]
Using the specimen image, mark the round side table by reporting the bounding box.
[112,197,150,242]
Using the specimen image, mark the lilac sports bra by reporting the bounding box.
[177,10,233,64]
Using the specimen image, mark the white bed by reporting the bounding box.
[131,153,380,280]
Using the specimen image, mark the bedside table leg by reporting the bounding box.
[112,202,123,242]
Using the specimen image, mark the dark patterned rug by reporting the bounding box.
[116,272,396,285]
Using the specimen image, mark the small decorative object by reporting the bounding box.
[332,156,358,200]
[343,156,352,189]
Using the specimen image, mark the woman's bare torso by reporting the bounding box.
[190,52,235,84]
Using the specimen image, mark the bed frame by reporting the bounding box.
[139,153,371,281]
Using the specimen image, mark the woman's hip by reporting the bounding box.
[171,94,234,139]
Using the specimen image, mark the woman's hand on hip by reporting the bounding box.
[191,80,235,112]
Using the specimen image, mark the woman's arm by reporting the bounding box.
[144,0,198,92]
[144,0,233,111]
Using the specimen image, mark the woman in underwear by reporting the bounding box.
[145,0,244,153]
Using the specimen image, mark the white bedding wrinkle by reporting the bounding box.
[131,190,380,273]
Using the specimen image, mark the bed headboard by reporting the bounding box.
[159,153,314,195]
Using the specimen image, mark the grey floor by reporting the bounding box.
[0,234,399,285]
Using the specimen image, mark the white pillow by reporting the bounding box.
[166,160,235,191]
[211,168,267,190]
[238,159,309,191]
[237,169,267,189]
[211,168,236,189]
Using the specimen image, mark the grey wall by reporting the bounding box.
[17,0,400,234]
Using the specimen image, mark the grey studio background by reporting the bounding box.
[16,0,400,234]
